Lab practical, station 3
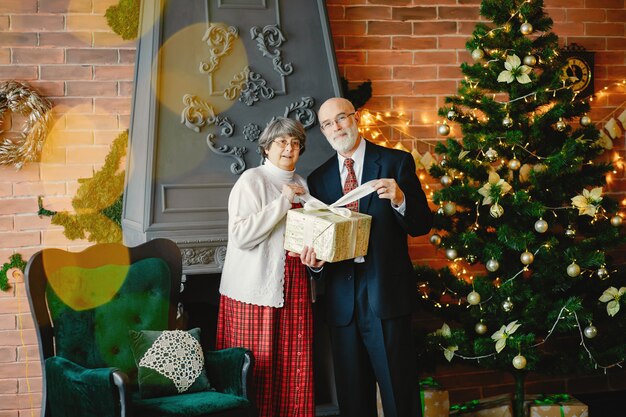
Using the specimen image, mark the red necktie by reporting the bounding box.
[343,158,359,211]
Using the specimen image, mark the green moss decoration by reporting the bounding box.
[1,254,26,291]
[105,0,140,41]
[341,77,372,110]
[38,131,128,244]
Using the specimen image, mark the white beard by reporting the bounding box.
[328,130,358,154]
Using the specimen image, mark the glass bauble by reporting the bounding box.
[471,48,484,61]
[512,354,527,369]
[567,262,581,277]
[534,218,548,233]
[520,251,534,265]
[429,233,442,246]
[486,259,500,272]
[520,22,533,35]
[523,55,537,66]
[610,215,623,227]
[475,322,488,335]
[438,123,451,136]
[502,297,514,312]
[445,248,458,260]
[584,325,598,339]
[490,204,504,218]
[467,291,481,305]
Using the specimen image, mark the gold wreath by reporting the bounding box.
[0,81,53,169]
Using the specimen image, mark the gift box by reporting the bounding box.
[422,388,450,417]
[526,394,588,417]
[284,208,371,263]
[450,394,513,417]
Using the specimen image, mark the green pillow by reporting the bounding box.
[129,328,211,399]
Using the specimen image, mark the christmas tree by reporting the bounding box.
[422,1,626,415]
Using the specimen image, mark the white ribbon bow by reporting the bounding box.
[301,180,378,217]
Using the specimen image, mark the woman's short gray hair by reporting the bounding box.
[258,117,306,158]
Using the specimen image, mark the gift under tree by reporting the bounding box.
[422,1,626,416]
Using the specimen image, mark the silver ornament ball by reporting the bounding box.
[596,267,609,280]
[502,297,514,312]
[443,202,457,216]
[555,119,567,132]
[475,322,488,335]
[580,115,592,126]
[565,225,576,238]
[438,123,451,136]
[467,290,481,305]
[520,22,533,35]
[610,215,623,227]
[534,218,548,233]
[440,156,448,167]
[437,206,445,215]
[584,325,598,339]
[440,175,452,186]
[471,48,485,61]
[520,251,534,265]
[430,233,442,246]
[512,354,527,369]
[485,147,498,162]
[523,55,537,66]
[445,248,458,260]
[508,158,521,171]
[486,259,500,272]
[447,110,457,121]
[567,262,581,277]
[490,203,504,218]
[502,116,514,129]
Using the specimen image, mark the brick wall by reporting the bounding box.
[1,0,625,415]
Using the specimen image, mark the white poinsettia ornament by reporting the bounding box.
[571,187,603,217]
[599,286,626,317]
[478,171,512,205]
[431,323,458,362]
[497,54,532,84]
[491,320,521,353]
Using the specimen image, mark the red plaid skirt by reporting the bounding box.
[216,253,314,417]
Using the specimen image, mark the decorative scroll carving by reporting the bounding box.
[223,66,250,101]
[206,133,247,175]
[240,70,275,106]
[243,123,261,142]
[215,116,234,137]
[181,247,215,266]
[181,94,217,132]
[284,96,316,129]
[215,246,227,267]
[199,24,239,75]
[250,25,293,76]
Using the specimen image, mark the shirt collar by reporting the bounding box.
[338,137,366,171]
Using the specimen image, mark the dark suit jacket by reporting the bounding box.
[308,140,433,326]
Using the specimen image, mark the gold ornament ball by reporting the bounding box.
[502,116,514,129]
[475,322,488,335]
[596,267,609,280]
[430,233,442,246]
[610,215,623,227]
[523,55,537,66]
[485,147,498,162]
[520,251,534,265]
[584,325,598,339]
[580,115,592,126]
[534,218,548,233]
[512,354,527,369]
[490,203,504,218]
[443,201,457,216]
[486,258,500,272]
[502,297,514,312]
[440,175,452,186]
[520,22,533,35]
[447,110,457,121]
[567,262,581,277]
[438,123,451,136]
[471,48,485,61]
[445,248,458,260]
[467,290,481,305]
[555,119,567,132]
[508,158,521,171]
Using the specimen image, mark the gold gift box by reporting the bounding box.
[423,389,450,417]
[526,395,588,417]
[284,208,371,263]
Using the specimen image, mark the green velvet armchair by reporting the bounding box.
[25,238,256,417]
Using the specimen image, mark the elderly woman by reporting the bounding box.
[216,117,314,417]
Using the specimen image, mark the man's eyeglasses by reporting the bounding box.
[320,112,356,131]
[273,138,302,150]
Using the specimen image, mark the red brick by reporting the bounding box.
[545,8,567,23]
[119,49,136,65]
[65,114,118,129]
[438,6,480,20]
[66,145,110,164]
[607,66,626,78]
[413,51,458,65]
[326,5,345,20]
[0,217,12,232]
[329,20,366,36]
[13,215,53,232]
[344,36,391,50]
[345,65,391,81]
[93,65,135,81]
[42,229,90,246]
[345,6,391,20]
[10,15,64,31]
[585,23,625,37]
[584,0,623,7]
[0,0,37,13]
[370,81,414,95]
[392,6,437,21]
[336,51,366,64]
[0,184,11,198]
[11,49,63,65]
[369,21,412,36]
[567,9,606,23]
[94,98,131,115]
[606,9,626,23]
[439,65,464,79]
[368,51,412,65]
[0,33,37,47]
[93,0,120,13]
[413,21,457,36]
[0,379,17,395]
[66,81,118,97]
[438,36,471,50]
[39,0,91,13]
[392,36,437,50]
[119,81,133,97]
[26,81,64,97]
[46,130,94,146]
[39,32,92,47]
[0,49,9,65]
[0,347,16,363]
[0,315,15,330]
[367,0,411,4]
[0,231,40,248]
[40,65,92,81]
[119,115,130,130]
[607,37,626,50]
[66,15,111,32]
[66,48,119,64]
[394,66,434,80]
[39,165,93,181]
[392,96,437,110]
[93,32,136,48]
[566,37,607,50]
[544,0,584,6]
[18,375,42,393]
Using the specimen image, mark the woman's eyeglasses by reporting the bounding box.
[273,138,302,149]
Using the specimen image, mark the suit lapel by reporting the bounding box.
[360,141,381,214]
[321,155,344,204]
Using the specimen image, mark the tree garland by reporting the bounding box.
[0,81,53,170]
[1,254,26,291]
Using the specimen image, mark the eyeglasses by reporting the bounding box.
[320,112,356,131]
[273,138,302,150]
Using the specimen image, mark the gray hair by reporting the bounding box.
[258,117,306,159]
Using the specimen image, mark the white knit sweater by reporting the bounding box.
[219,160,308,307]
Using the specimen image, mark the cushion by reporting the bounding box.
[129,328,211,399]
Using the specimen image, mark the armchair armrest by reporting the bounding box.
[204,347,254,399]
[45,356,127,417]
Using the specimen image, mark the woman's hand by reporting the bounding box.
[288,246,325,269]
[282,183,306,203]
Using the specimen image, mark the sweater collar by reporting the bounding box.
[262,159,295,183]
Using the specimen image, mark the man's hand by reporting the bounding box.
[288,246,325,269]
[373,178,404,206]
